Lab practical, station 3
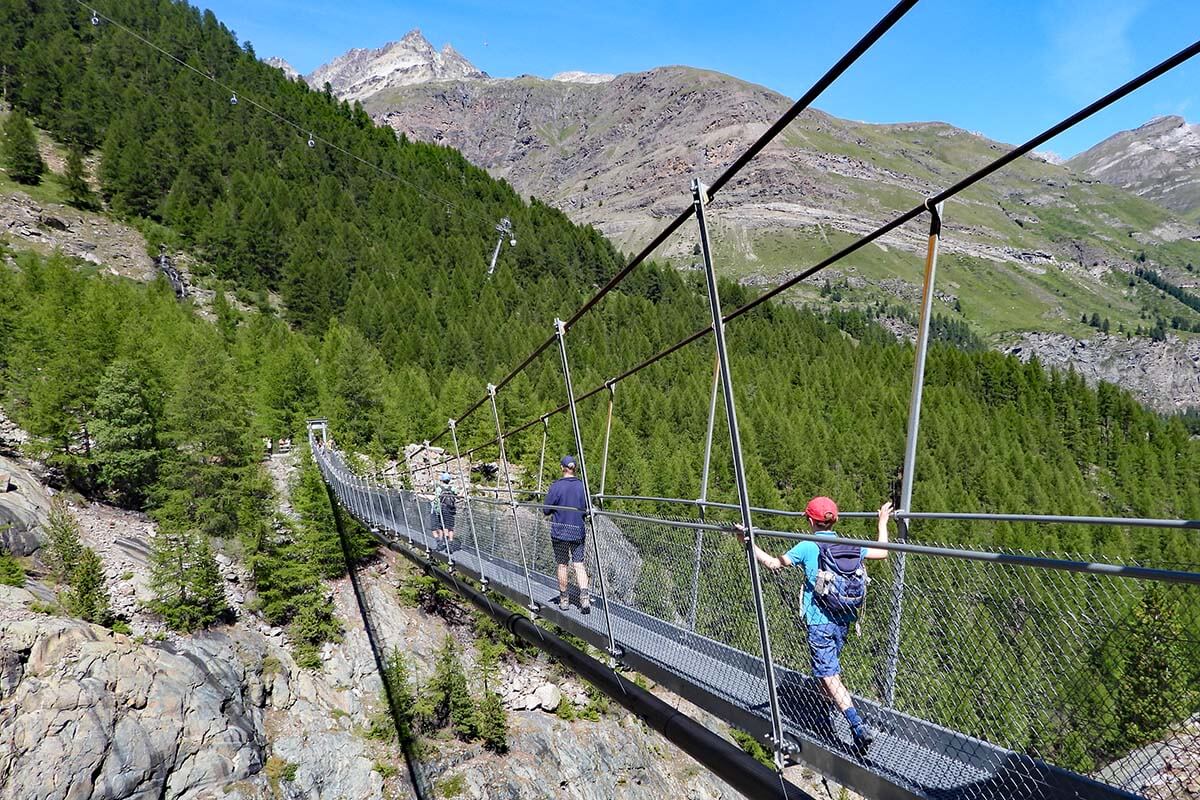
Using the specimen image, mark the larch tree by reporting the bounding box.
[2,109,44,185]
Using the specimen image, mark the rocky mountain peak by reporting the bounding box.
[306,29,487,101]
[263,56,299,80]
[1068,115,1200,217]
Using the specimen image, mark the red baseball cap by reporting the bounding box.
[805,496,838,525]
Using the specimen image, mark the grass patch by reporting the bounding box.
[264,757,298,790]
[436,773,467,798]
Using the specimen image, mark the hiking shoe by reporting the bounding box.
[852,725,878,750]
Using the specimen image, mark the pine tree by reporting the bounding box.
[2,110,45,185]
[430,636,477,740]
[213,289,238,344]
[153,338,254,541]
[44,499,83,584]
[0,547,25,587]
[67,548,112,626]
[289,593,340,668]
[62,146,95,209]
[477,690,508,752]
[91,359,159,507]
[475,641,508,752]
[292,453,347,579]
[1116,584,1195,747]
[150,528,228,632]
[382,647,417,744]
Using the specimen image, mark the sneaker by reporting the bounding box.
[558,596,570,612]
[852,725,877,750]
[580,596,591,615]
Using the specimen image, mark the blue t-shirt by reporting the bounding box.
[543,476,587,541]
[784,531,868,626]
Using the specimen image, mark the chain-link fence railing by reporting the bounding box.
[311,440,1200,800]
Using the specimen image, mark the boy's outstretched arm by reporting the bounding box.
[865,501,893,560]
[730,524,788,570]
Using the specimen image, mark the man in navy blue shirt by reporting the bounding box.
[542,455,590,613]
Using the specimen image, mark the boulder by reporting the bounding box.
[0,456,50,556]
[533,683,561,712]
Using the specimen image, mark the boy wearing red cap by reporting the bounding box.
[743,497,893,748]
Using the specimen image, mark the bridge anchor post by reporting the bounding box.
[692,178,787,769]
[883,200,944,708]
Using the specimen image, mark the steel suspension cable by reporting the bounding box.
[422,0,920,449]
[441,35,1200,458]
[77,1,498,230]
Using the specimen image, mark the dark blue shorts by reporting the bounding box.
[808,622,849,678]
[552,538,585,564]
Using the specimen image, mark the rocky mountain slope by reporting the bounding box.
[305,30,486,101]
[1069,116,1200,221]
[354,64,1200,350]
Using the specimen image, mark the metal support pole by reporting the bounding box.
[450,419,486,588]
[488,384,540,612]
[699,352,720,508]
[350,474,363,521]
[398,485,414,546]
[598,383,616,503]
[689,353,721,630]
[555,318,621,659]
[358,475,369,525]
[368,473,385,532]
[536,417,549,495]
[883,201,944,708]
[692,179,787,765]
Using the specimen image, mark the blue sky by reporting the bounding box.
[199,0,1200,158]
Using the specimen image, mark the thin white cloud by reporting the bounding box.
[1046,0,1147,103]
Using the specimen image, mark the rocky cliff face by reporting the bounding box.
[1069,116,1200,219]
[1005,331,1200,413]
[305,30,487,102]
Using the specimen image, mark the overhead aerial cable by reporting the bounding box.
[75,1,501,233]
[424,32,1200,471]
[420,0,922,453]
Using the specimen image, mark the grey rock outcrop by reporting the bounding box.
[1006,332,1200,413]
[0,454,52,557]
[1,193,156,281]
[264,57,300,81]
[0,606,265,800]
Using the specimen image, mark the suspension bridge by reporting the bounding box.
[286,3,1200,798]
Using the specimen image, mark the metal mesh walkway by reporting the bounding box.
[313,441,1199,800]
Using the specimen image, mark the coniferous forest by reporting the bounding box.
[0,0,1198,778]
